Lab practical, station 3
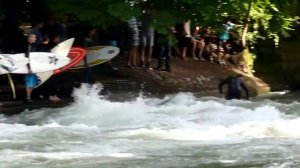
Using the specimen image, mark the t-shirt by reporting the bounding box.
[219,23,235,41]
[127,17,139,41]
[30,28,43,49]
[140,13,154,34]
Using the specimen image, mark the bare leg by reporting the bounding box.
[173,44,181,58]
[147,46,153,67]
[182,47,187,61]
[140,46,146,66]
[198,41,205,60]
[26,87,33,100]
[132,47,138,66]
[128,48,133,66]
[192,41,198,60]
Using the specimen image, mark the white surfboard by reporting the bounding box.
[0,54,29,74]
[35,71,53,88]
[35,38,75,87]
[70,46,119,69]
[10,52,70,73]
[1,38,74,98]
[51,38,75,58]
[11,38,75,74]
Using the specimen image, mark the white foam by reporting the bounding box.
[0,149,136,162]
[1,84,300,142]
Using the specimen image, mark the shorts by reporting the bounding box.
[179,37,192,48]
[130,33,140,47]
[25,74,40,88]
[140,29,155,47]
[219,38,228,43]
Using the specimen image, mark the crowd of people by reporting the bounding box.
[0,10,247,103]
[125,13,245,73]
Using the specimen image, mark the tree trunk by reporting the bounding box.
[242,0,252,48]
[242,23,249,48]
[240,1,253,76]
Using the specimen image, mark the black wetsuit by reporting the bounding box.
[219,76,249,100]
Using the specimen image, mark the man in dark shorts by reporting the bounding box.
[140,10,155,69]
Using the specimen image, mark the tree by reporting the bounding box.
[45,0,299,74]
[214,0,299,74]
[46,0,142,27]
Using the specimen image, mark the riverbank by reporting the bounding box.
[0,53,271,114]
[109,54,271,97]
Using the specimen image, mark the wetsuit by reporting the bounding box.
[219,76,249,100]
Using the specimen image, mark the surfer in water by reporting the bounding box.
[218,74,249,100]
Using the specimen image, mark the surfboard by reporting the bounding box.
[10,38,75,74]
[9,52,70,73]
[51,38,76,59]
[35,47,86,88]
[35,71,53,88]
[0,54,29,74]
[70,46,120,69]
[54,47,86,74]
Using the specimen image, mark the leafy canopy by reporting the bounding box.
[47,0,299,44]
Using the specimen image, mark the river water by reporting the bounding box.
[0,84,300,168]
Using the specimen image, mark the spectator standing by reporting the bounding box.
[24,34,39,102]
[127,16,139,69]
[156,28,175,72]
[30,21,44,51]
[139,10,155,69]
[39,34,62,102]
[83,26,98,83]
[219,18,242,64]
[191,26,205,60]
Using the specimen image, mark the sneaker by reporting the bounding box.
[126,65,134,69]
[139,64,146,69]
[220,60,226,66]
[155,67,162,71]
[193,57,199,61]
[24,98,32,103]
[132,65,139,70]
[146,61,151,68]
[210,57,214,63]
[111,66,118,71]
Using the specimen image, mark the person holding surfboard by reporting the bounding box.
[39,34,62,102]
[24,33,40,102]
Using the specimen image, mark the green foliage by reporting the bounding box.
[216,0,299,45]
[46,0,299,44]
[47,0,141,27]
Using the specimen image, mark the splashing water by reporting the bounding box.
[0,84,300,168]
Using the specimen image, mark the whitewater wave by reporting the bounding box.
[0,84,299,142]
